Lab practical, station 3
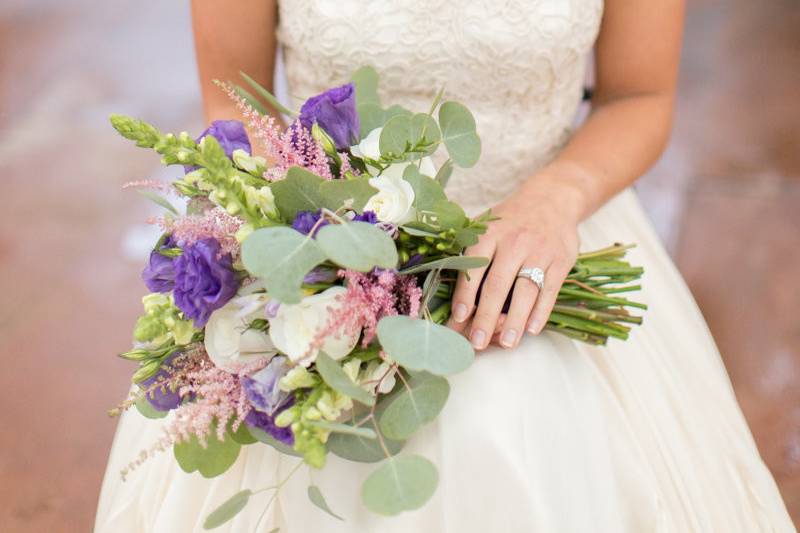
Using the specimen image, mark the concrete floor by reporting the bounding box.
[0,1,798,531]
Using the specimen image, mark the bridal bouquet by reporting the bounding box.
[110,67,646,528]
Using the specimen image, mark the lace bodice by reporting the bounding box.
[277,0,604,214]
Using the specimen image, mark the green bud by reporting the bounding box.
[275,409,296,427]
[311,122,338,158]
[132,359,161,383]
[436,242,447,251]
[417,244,429,255]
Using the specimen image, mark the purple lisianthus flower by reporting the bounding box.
[173,238,239,327]
[352,210,378,224]
[196,120,251,158]
[303,266,338,285]
[185,120,251,173]
[245,408,294,445]
[292,210,329,236]
[242,356,292,416]
[298,83,360,150]
[142,235,177,293]
[141,352,183,411]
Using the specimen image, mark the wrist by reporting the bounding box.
[519,163,595,223]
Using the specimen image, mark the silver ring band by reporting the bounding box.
[518,266,545,290]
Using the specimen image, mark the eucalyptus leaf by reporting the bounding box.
[423,199,467,230]
[174,429,241,478]
[399,255,489,275]
[402,166,446,211]
[377,316,474,376]
[438,101,481,168]
[384,105,413,120]
[230,420,258,445]
[399,226,441,238]
[378,371,450,440]
[351,66,381,106]
[134,396,168,419]
[203,490,252,530]
[136,189,180,215]
[316,222,398,272]
[328,430,405,463]
[308,485,344,521]
[315,352,376,406]
[379,114,413,158]
[247,426,302,457]
[409,113,441,155]
[357,103,386,139]
[309,420,377,439]
[454,227,482,248]
[270,167,325,221]
[434,159,454,187]
[361,455,439,515]
[241,227,326,304]
[319,176,377,212]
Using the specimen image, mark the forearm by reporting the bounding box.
[520,91,674,223]
[191,0,279,123]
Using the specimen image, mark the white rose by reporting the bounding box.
[268,286,360,366]
[350,127,382,161]
[364,163,419,224]
[204,296,277,371]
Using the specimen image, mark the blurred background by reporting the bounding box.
[1,0,798,531]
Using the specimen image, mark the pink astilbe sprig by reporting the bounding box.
[216,81,333,181]
[314,269,423,349]
[166,350,268,447]
[158,207,242,258]
[123,179,180,195]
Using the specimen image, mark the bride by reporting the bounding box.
[95,0,795,531]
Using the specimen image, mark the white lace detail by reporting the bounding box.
[277,0,604,214]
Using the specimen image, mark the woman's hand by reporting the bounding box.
[448,174,584,350]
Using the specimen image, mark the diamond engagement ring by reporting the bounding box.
[518,267,545,290]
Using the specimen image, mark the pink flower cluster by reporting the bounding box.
[159,207,242,258]
[218,81,333,181]
[166,348,267,447]
[316,269,423,348]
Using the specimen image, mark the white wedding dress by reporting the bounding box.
[95,1,795,531]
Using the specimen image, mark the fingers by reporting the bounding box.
[468,247,524,350]
[498,267,544,348]
[448,240,496,326]
[527,260,571,335]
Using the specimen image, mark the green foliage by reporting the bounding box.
[241,227,326,304]
[438,101,481,167]
[318,176,377,213]
[351,65,381,107]
[378,371,450,440]
[134,396,168,419]
[315,222,399,272]
[270,167,326,221]
[402,166,447,211]
[315,352,376,407]
[136,189,180,215]
[378,113,441,160]
[308,485,344,521]
[247,426,302,457]
[327,429,405,463]
[361,455,439,515]
[174,428,241,478]
[308,420,377,439]
[203,490,252,530]
[399,255,489,275]
[110,114,161,148]
[377,315,474,376]
[238,71,298,117]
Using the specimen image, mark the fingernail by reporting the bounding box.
[501,329,517,348]
[470,329,486,348]
[453,303,468,323]
[528,319,542,335]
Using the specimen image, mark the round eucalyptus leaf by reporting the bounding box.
[319,176,377,213]
[174,430,241,478]
[316,222,398,272]
[351,66,381,106]
[410,113,441,156]
[402,166,446,211]
[270,167,325,221]
[229,420,257,445]
[241,227,326,304]
[203,490,252,530]
[328,430,405,463]
[361,455,439,515]
[134,396,168,419]
[438,101,481,168]
[378,372,450,440]
[379,114,413,157]
[357,103,386,139]
[377,315,474,375]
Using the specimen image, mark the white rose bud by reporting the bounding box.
[364,163,419,224]
[350,127,382,161]
[268,286,360,366]
[204,296,277,371]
